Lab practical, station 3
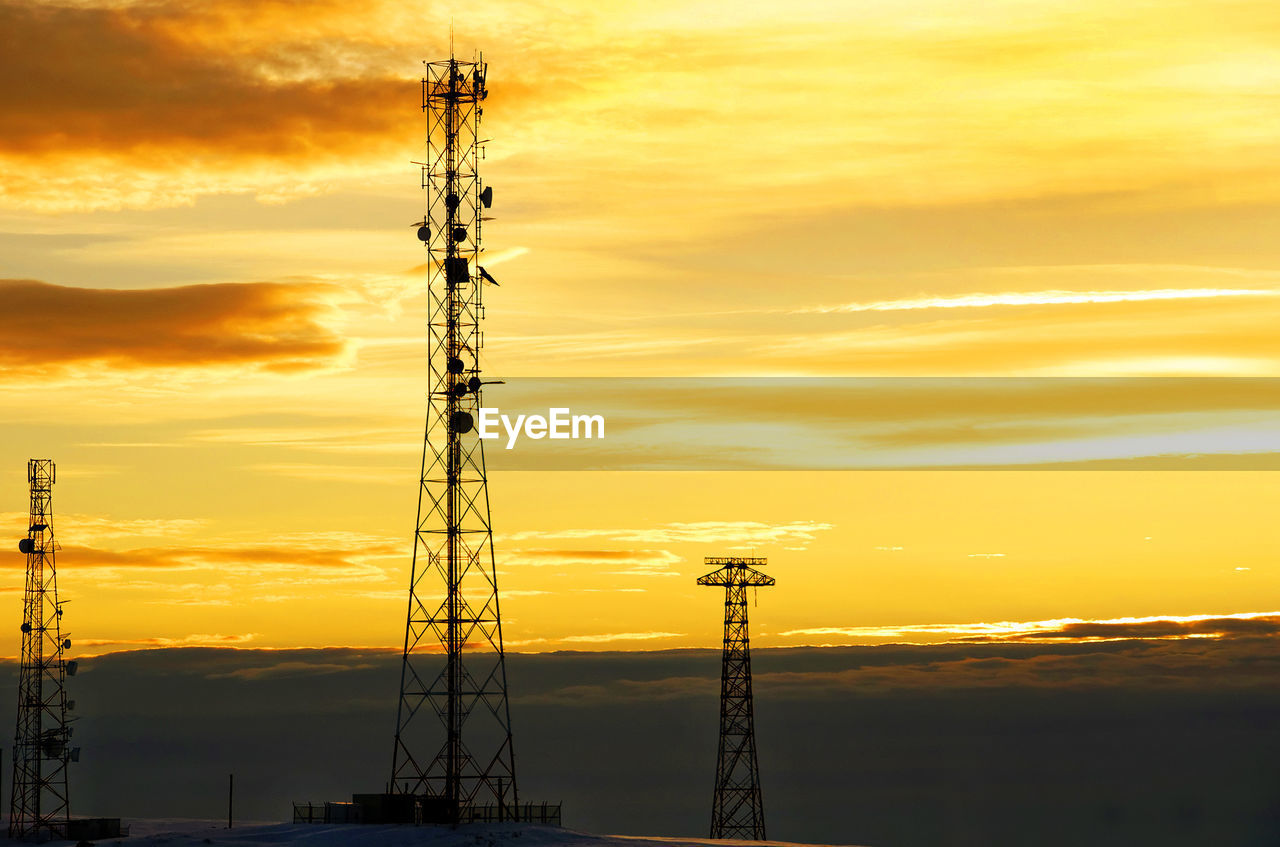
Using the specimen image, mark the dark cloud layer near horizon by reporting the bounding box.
[1004,614,1280,642]
[2,637,1278,847]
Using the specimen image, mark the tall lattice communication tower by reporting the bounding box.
[391,52,516,820]
[699,556,774,840]
[9,459,77,842]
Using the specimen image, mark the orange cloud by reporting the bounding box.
[26,541,399,572]
[779,611,1280,646]
[0,0,554,210]
[0,2,405,158]
[0,279,347,372]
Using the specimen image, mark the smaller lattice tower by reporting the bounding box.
[698,556,774,841]
[9,459,76,842]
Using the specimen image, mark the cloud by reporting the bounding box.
[517,674,715,706]
[1006,613,1280,642]
[799,287,1280,315]
[559,631,685,644]
[206,659,376,680]
[0,279,348,373]
[477,377,1280,470]
[779,611,1280,645]
[503,521,834,548]
[4,638,1276,841]
[0,0,635,211]
[505,549,678,563]
[505,631,691,648]
[0,512,207,542]
[762,296,1280,377]
[51,618,1280,702]
[0,0,413,208]
[1,533,404,592]
[54,544,390,571]
[64,633,258,655]
[499,548,683,577]
[747,634,1280,696]
[7,0,1280,220]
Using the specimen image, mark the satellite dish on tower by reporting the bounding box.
[450,411,475,434]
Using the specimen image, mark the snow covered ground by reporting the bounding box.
[0,820,867,847]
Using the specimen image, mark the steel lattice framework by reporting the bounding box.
[391,53,517,820]
[699,556,774,840]
[9,459,74,842]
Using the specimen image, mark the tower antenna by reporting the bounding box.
[698,556,774,840]
[393,52,516,823]
[9,459,76,842]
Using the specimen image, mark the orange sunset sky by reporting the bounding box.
[1,0,1279,654]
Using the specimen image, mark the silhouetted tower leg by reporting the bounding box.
[391,52,517,822]
[699,556,774,841]
[9,459,74,842]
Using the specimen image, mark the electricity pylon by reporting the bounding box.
[699,556,774,840]
[391,52,517,821]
